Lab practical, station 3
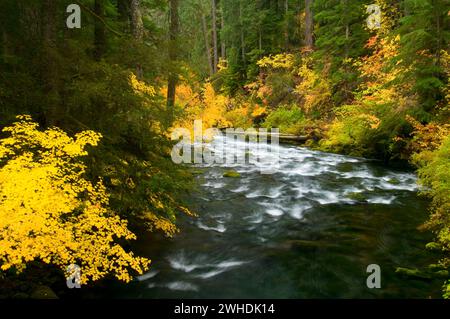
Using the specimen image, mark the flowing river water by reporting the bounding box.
[93,135,443,298]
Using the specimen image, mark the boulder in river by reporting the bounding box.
[223,170,241,178]
[30,285,58,299]
[347,192,368,203]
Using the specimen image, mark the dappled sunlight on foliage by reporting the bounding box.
[129,73,157,97]
[170,82,231,133]
[257,54,295,70]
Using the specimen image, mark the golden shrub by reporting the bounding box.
[0,116,149,284]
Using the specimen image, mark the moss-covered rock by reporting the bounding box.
[433,270,449,278]
[30,285,58,299]
[425,242,442,251]
[223,170,241,178]
[347,192,367,202]
[336,162,354,173]
[190,168,205,175]
[387,178,401,185]
[395,267,431,279]
[427,263,446,271]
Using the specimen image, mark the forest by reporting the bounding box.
[0,0,449,299]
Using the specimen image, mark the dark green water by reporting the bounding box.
[95,137,443,298]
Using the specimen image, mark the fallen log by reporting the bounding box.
[218,129,308,143]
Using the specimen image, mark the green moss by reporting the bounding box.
[223,170,241,178]
[190,169,205,175]
[337,162,354,173]
[30,285,58,299]
[395,267,432,279]
[433,270,449,278]
[425,242,442,251]
[428,263,446,271]
[388,178,401,185]
[347,192,367,202]
[262,105,305,134]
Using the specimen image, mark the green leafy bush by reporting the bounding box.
[414,135,450,298]
[262,105,305,134]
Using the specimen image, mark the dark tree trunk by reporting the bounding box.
[166,0,179,113]
[220,6,226,59]
[2,30,8,64]
[202,14,214,76]
[94,0,107,60]
[284,0,289,51]
[41,0,61,126]
[305,0,313,49]
[130,0,144,78]
[117,0,130,23]
[211,0,218,73]
[239,2,245,65]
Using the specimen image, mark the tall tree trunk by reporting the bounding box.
[239,2,245,65]
[220,7,226,59]
[435,1,442,68]
[117,0,130,24]
[202,14,214,76]
[130,0,144,78]
[284,0,289,51]
[42,0,60,126]
[343,23,350,59]
[240,29,245,65]
[304,0,313,49]
[2,30,8,64]
[130,0,144,40]
[259,28,262,51]
[211,0,218,73]
[166,0,179,113]
[339,0,349,58]
[94,0,106,60]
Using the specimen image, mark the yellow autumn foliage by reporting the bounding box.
[129,73,156,97]
[143,212,179,238]
[354,35,413,109]
[201,83,232,129]
[170,83,231,137]
[0,115,149,284]
[257,53,295,70]
[295,57,332,114]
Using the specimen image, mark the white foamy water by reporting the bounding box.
[367,196,397,204]
[166,281,199,292]
[168,251,247,281]
[189,135,419,238]
[266,208,284,217]
[197,221,227,233]
[136,270,159,282]
[140,135,423,298]
[288,204,312,219]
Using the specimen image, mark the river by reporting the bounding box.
[92,135,443,298]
